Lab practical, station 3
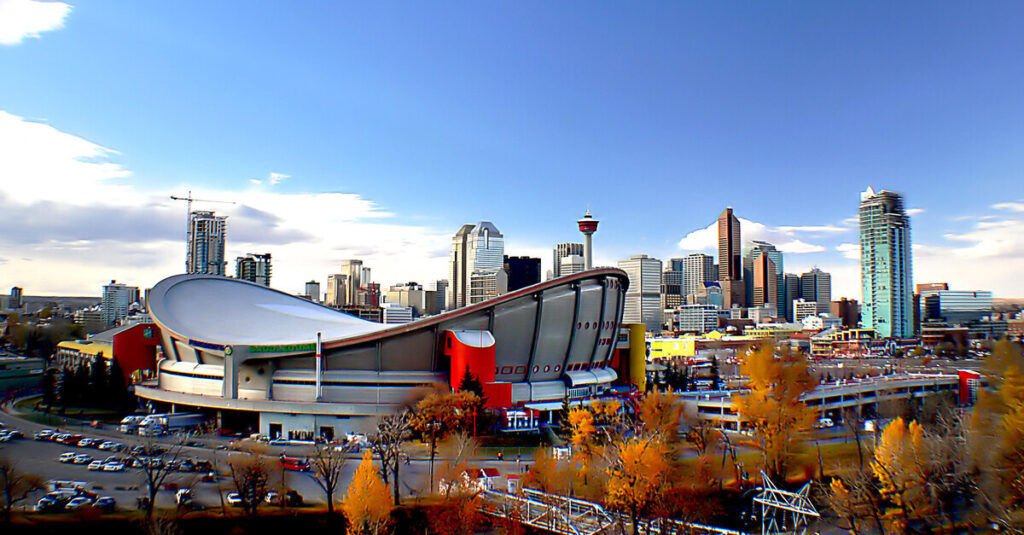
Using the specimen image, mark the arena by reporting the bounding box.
[136,268,630,438]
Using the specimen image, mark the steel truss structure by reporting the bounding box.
[752,472,820,535]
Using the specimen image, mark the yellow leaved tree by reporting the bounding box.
[870,417,927,531]
[344,450,393,535]
[732,345,816,483]
[606,438,671,535]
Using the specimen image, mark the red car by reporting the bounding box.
[279,456,310,472]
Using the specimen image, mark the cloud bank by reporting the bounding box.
[0,0,70,45]
[0,110,451,296]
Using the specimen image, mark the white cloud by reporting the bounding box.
[249,178,262,185]
[836,243,860,260]
[268,172,289,186]
[906,208,925,216]
[0,0,70,45]
[775,225,849,233]
[993,201,1024,213]
[676,217,829,254]
[0,110,134,205]
[0,110,452,295]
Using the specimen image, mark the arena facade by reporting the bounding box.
[136,268,630,439]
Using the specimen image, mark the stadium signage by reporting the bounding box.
[249,343,317,353]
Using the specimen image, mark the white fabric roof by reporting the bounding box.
[148,275,388,345]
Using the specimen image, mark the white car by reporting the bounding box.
[103,461,125,472]
[59,452,78,463]
[815,417,834,429]
[88,460,105,471]
[225,492,242,506]
[98,441,123,451]
[73,453,93,464]
[65,496,94,510]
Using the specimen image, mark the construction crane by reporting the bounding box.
[170,191,236,273]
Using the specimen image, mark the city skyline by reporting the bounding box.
[1,2,1023,299]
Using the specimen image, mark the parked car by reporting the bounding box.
[815,417,835,429]
[77,438,97,448]
[65,496,94,510]
[34,429,56,441]
[35,496,61,512]
[225,492,242,506]
[59,452,78,463]
[73,453,94,464]
[94,496,116,512]
[103,461,126,472]
[88,460,105,471]
[98,441,123,451]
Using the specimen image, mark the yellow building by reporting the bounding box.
[54,340,113,368]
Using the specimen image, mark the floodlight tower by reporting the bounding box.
[577,210,599,270]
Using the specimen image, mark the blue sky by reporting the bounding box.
[1,1,1022,298]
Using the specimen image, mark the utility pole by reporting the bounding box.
[170,191,236,273]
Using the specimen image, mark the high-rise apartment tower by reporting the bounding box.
[859,187,914,338]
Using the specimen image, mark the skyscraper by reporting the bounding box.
[9,287,22,309]
[717,208,744,309]
[503,256,541,292]
[618,254,663,332]
[432,279,449,313]
[683,253,714,302]
[662,258,684,310]
[783,273,801,321]
[187,211,227,275]
[102,280,134,327]
[751,254,778,316]
[800,267,832,314]
[559,255,585,277]
[304,280,321,303]
[325,274,348,308]
[341,260,364,307]
[859,187,914,338]
[553,243,584,279]
[743,240,784,312]
[235,253,272,287]
[448,222,505,309]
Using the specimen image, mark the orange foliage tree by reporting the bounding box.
[410,387,480,493]
[343,450,392,535]
[732,344,816,483]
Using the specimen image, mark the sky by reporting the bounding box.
[1,0,1023,299]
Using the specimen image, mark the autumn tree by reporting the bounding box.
[967,340,1024,528]
[129,437,190,526]
[870,417,928,532]
[681,401,718,457]
[732,344,816,482]
[410,387,480,493]
[606,438,672,535]
[309,442,347,514]
[369,409,412,505]
[344,450,392,535]
[0,455,43,523]
[521,447,571,495]
[228,449,272,517]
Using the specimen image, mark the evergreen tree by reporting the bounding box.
[89,355,108,407]
[42,368,58,408]
[108,359,130,409]
[59,366,74,407]
[456,367,487,433]
[73,365,89,407]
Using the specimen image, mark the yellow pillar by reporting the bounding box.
[627,323,647,392]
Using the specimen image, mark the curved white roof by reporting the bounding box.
[148,274,388,345]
